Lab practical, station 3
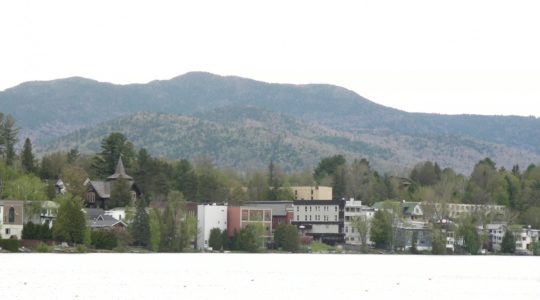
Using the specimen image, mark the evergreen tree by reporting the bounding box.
[52,195,87,244]
[109,177,132,209]
[209,228,223,251]
[131,198,151,248]
[0,114,18,165]
[501,230,516,254]
[21,138,36,173]
[92,133,135,177]
[238,224,259,252]
[67,148,80,164]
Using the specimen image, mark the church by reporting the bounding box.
[84,157,141,209]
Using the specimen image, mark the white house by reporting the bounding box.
[197,204,228,250]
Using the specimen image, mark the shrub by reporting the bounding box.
[91,230,118,250]
[36,242,51,253]
[0,239,20,252]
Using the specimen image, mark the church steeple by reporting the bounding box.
[107,156,133,181]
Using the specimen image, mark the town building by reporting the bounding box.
[343,199,375,245]
[395,221,433,252]
[292,199,345,244]
[84,157,141,209]
[485,223,507,252]
[291,186,332,200]
[246,201,294,230]
[197,204,228,249]
[0,200,24,239]
[227,206,272,241]
[513,226,540,255]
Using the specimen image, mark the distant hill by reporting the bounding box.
[1,72,540,173]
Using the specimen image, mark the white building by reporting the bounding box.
[343,199,375,245]
[514,226,540,254]
[485,223,507,252]
[292,199,344,244]
[197,204,228,250]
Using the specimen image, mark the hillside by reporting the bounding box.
[41,109,540,174]
[2,71,540,172]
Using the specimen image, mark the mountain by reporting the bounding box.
[1,72,540,173]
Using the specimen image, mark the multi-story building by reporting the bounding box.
[292,199,345,244]
[0,200,24,239]
[246,201,294,230]
[197,204,228,250]
[514,226,540,254]
[485,223,507,252]
[227,206,273,240]
[291,186,332,201]
[343,199,375,245]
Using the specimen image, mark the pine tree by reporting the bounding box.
[0,114,19,165]
[208,228,223,251]
[21,138,35,173]
[501,230,516,254]
[131,198,151,248]
[92,133,135,177]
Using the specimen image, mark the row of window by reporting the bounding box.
[296,215,337,222]
[297,206,338,212]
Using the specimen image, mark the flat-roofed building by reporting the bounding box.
[227,206,273,241]
[197,204,228,250]
[292,199,345,244]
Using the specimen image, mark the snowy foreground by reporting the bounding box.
[1,254,540,300]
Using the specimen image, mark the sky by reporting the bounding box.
[1,0,539,117]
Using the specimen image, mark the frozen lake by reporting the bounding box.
[1,254,539,299]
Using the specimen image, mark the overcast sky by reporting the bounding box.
[1,0,539,116]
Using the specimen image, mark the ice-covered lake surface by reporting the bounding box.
[1,254,539,300]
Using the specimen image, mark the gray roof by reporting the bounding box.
[89,219,127,228]
[84,208,106,220]
[88,180,136,199]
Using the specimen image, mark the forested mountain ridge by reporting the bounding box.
[42,109,540,174]
[1,72,539,172]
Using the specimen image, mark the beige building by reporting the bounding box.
[291,186,332,201]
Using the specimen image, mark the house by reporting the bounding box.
[197,204,228,249]
[246,201,294,230]
[485,223,507,252]
[513,226,540,255]
[84,157,141,209]
[84,208,127,229]
[401,202,423,220]
[0,200,24,239]
[292,199,345,244]
[343,199,375,245]
[290,186,332,200]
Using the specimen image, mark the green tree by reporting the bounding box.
[0,114,19,165]
[209,228,223,251]
[431,228,447,255]
[172,159,198,202]
[131,198,150,248]
[457,218,481,255]
[274,223,299,252]
[21,138,36,173]
[352,215,371,252]
[238,224,260,252]
[160,191,184,252]
[314,155,347,199]
[3,175,48,200]
[109,177,132,209]
[92,132,135,177]
[52,194,87,244]
[370,210,393,250]
[500,230,515,254]
[67,148,80,164]
[149,208,161,252]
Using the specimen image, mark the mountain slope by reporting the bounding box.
[42,109,540,173]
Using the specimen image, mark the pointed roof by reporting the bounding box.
[107,157,133,181]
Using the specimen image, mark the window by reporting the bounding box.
[309,215,312,221]
[297,215,299,221]
[335,206,338,212]
[305,207,307,212]
[5,228,10,235]
[296,206,299,212]
[8,207,15,223]
[305,215,307,221]
[334,215,337,221]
